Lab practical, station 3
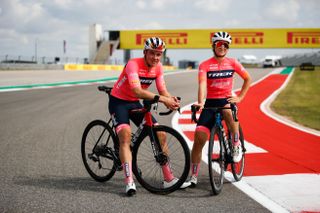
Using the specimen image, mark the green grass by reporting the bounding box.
[271,67,320,131]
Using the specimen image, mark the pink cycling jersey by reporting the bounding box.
[111,58,166,101]
[198,57,249,99]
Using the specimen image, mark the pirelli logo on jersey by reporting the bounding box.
[207,70,234,79]
[287,32,320,45]
[136,33,188,46]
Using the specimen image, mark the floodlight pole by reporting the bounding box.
[35,38,38,64]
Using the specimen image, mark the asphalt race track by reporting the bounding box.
[0,68,281,213]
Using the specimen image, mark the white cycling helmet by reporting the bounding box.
[212,31,232,44]
[144,37,166,52]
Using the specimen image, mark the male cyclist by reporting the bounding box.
[186,31,251,187]
[109,37,184,196]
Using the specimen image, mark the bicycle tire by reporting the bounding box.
[208,125,225,195]
[81,120,118,182]
[231,124,245,181]
[132,125,190,195]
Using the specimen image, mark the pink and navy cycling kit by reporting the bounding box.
[109,58,165,133]
[111,58,166,101]
[198,57,249,98]
[110,57,175,184]
[196,57,249,135]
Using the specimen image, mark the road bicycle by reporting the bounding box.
[81,85,190,195]
[191,103,246,195]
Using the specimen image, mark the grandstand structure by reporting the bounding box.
[281,51,320,66]
[89,24,119,64]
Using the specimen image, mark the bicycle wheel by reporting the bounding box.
[208,125,225,195]
[132,125,190,195]
[81,120,118,182]
[231,124,245,181]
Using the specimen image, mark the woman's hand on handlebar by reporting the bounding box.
[193,102,204,110]
[161,96,180,111]
[191,103,203,123]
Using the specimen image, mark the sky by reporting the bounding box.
[0,0,320,65]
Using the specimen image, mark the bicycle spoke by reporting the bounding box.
[133,125,190,194]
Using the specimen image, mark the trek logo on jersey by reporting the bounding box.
[136,33,188,46]
[210,32,264,45]
[207,70,234,79]
[139,77,156,85]
[287,32,320,45]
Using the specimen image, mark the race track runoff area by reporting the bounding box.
[173,67,320,213]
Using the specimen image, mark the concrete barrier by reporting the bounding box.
[64,64,124,71]
[64,64,178,71]
[0,63,177,71]
[0,63,64,70]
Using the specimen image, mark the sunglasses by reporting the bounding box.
[215,41,229,49]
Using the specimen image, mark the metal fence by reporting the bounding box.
[0,55,90,65]
[281,51,320,66]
